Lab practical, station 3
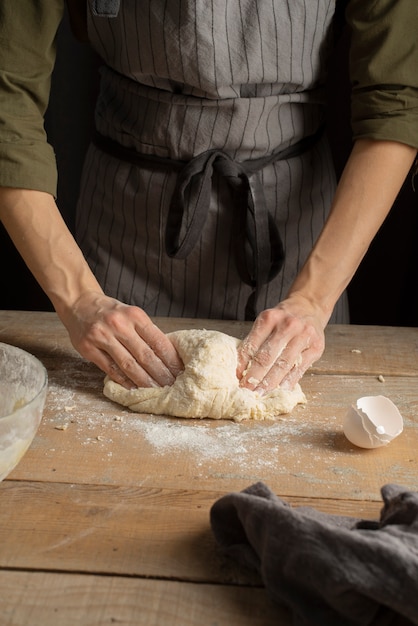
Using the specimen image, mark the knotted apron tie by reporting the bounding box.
[92,126,323,319]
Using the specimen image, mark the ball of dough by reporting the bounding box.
[103,329,306,421]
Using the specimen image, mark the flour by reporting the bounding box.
[43,367,345,481]
[45,377,310,470]
[137,418,290,459]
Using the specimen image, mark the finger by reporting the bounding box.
[86,325,176,388]
[239,330,290,390]
[251,337,307,393]
[114,335,179,388]
[279,360,311,391]
[135,320,183,376]
[237,307,296,381]
[257,330,324,392]
[279,340,324,390]
[99,312,183,386]
[236,315,272,378]
[89,343,161,389]
[255,347,310,393]
[106,358,158,389]
[91,305,183,383]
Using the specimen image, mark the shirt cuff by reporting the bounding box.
[351,87,418,149]
[0,142,58,197]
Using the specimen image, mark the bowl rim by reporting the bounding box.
[0,341,48,419]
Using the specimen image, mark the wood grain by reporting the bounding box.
[0,570,288,626]
[0,481,383,581]
[1,311,417,626]
[7,367,418,498]
[1,311,417,375]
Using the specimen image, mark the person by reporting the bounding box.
[0,0,417,394]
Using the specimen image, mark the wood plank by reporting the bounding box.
[2,311,418,497]
[1,311,417,376]
[317,324,418,377]
[0,310,72,358]
[1,311,417,625]
[0,481,383,581]
[7,367,418,499]
[0,570,289,626]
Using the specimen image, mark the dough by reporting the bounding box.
[103,329,306,422]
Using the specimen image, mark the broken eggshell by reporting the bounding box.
[343,395,403,449]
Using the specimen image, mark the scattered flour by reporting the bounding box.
[43,372,348,481]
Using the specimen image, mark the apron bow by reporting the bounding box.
[91,126,323,319]
[165,149,284,320]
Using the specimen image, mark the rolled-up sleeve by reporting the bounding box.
[346,0,418,149]
[0,0,64,196]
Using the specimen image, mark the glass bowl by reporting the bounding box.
[0,342,48,481]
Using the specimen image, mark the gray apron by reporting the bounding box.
[76,0,349,322]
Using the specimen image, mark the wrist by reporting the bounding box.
[281,287,333,329]
[51,279,104,322]
[285,251,348,326]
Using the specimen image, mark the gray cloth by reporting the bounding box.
[210,482,418,626]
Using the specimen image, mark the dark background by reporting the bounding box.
[1,10,417,326]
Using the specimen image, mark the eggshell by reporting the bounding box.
[343,395,403,449]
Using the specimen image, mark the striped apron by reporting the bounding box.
[76,0,349,322]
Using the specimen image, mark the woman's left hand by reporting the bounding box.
[236,295,326,392]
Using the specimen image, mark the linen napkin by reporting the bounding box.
[210,482,418,626]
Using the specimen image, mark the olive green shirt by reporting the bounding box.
[0,0,417,198]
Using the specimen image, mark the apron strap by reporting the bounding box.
[91,126,323,320]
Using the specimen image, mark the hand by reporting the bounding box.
[236,295,326,392]
[60,291,184,389]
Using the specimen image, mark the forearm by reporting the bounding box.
[287,139,417,323]
[0,186,184,387]
[0,187,103,317]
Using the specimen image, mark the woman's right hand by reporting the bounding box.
[0,188,183,389]
[62,291,184,389]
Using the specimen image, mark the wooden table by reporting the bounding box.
[0,310,417,625]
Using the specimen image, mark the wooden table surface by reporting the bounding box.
[0,310,417,625]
